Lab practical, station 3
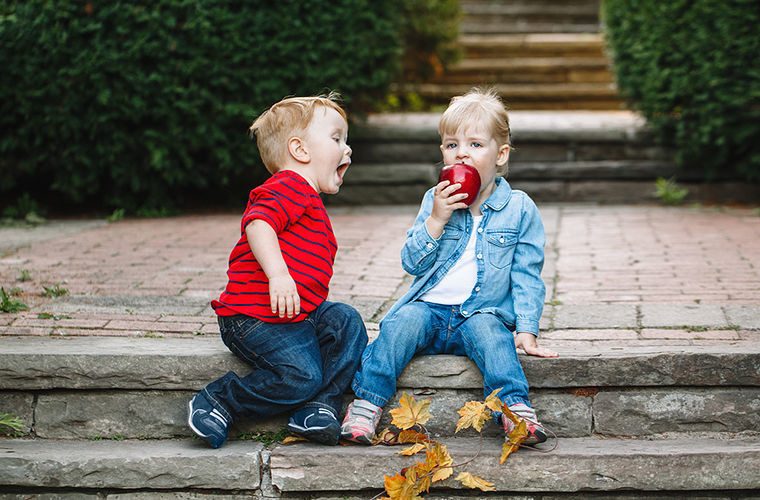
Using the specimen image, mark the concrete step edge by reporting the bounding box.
[271,436,760,493]
[2,336,759,391]
[2,436,758,493]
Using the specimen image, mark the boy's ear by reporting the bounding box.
[288,136,310,164]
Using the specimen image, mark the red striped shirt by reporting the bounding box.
[211,170,337,322]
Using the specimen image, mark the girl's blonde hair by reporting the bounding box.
[249,92,347,173]
[438,88,512,175]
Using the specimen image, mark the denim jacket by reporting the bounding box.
[382,177,546,335]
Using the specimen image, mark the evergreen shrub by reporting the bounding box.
[602,0,760,181]
[0,1,400,212]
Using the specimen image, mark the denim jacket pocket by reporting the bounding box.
[486,229,518,269]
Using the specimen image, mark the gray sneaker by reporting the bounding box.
[340,399,382,444]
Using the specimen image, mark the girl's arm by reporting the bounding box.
[401,183,467,275]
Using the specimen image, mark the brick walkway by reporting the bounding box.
[1,204,758,348]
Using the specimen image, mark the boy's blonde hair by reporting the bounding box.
[249,92,347,174]
[438,88,512,175]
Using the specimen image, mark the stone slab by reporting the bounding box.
[725,305,760,330]
[594,388,760,435]
[2,337,760,391]
[270,436,760,492]
[640,304,729,329]
[552,304,638,329]
[0,439,262,490]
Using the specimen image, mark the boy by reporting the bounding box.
[188,93,367,448]
[341,88,558,446]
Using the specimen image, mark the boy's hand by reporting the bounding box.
[426,180,470,238]
[268,274,300,318]
[515,332,558,358]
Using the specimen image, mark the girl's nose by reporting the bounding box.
[345,144,352,156]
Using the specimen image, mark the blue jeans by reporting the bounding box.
[351,301,530,410]
[202,301,368,423]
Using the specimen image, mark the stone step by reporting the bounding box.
[460,1,600,34]
[434,57,614,85]
[392,82,623,109]
[340,111,760,204]
[460,33,607,59]
[1,436,758,496]
[2,336,759,441]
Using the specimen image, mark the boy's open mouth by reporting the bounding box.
[337,162,350,181]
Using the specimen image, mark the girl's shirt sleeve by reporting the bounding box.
[400,189,441,276]
[509,195,546,335]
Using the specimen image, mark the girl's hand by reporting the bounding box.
[426,180,470,238]
[268,274,300,318]
[515,332,558,358]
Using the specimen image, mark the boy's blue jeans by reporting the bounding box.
[201,301,368,423]
[351,301,530,410]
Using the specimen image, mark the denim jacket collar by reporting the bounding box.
[481,177,512,212]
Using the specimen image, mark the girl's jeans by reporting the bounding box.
[351,301,530,411]
[202,301,368,423]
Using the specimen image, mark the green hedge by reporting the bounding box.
[0,1,400,213]
[602,0,760,181]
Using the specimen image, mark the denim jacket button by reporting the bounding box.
[477,227,483,233]
[477,253,482,259]
[475,286,481,292]
[427,242,433,248]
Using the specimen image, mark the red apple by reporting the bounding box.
[438,163,481,207]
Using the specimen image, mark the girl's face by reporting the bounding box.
[440,122,510,191]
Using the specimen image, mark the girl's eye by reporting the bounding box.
[445,143,456,149]
[471,142,482,148]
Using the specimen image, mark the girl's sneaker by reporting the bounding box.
[502,402,547,446]
[340,399,382,444]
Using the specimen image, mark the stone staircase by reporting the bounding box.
[336,111,759,206]
[393,0,625,110]
[2,335,759,497]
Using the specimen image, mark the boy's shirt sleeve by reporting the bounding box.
[509,195,546,335]
[241,178,308,235]
[400,188,441,275]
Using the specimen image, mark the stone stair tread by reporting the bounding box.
[270,436,760,493]
[393,82,620,99]
[2,335,759,391]
[450,56,611,71]
[461,33,604,46]
[0,438,264,490]
[2,436,757,493]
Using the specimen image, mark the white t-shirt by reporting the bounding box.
[419,215,483,305]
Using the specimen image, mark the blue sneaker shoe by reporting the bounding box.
[286,406,340,445]
[187,393,229,449]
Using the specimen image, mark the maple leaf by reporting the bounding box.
[390,392,433,430]
[456,471,496,491]
[396,443,427,456]
[500,408,529,463]
[281,435,307,444]
[412,460,433,493]
[384,474,407,499]
[398,429,430,444]
[427,443,453,482]
[455,401,491,433]
[484,387,503,413]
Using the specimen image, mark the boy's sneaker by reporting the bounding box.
[340,399,382,444]
[502,402,547,446]
[287,406,341,445]
[187,393,229,449]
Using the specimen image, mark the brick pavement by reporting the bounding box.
[1,204,758,348]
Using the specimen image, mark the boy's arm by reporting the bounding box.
[245,219,300,319]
